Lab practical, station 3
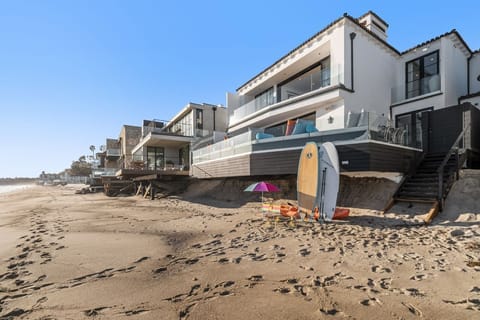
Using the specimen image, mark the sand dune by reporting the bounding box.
[0,174,479,319]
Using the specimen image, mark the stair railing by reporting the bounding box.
[437,122,471,209]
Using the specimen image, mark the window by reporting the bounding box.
[406,51,439,99]
[196,109,203,130]
[264,112,315,136]
[278,56,330,102]
[254,87,275,109]
[146,147,164,170]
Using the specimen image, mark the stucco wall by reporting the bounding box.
[469,53,480,94]
[441,37,468,107]
[342,21,398,117]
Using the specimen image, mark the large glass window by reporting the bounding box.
[278,57,330,101]
[264,112,316,136]
[147,147,164,170]
[254,87,275,109]
[406,51,439,99]
[196,109,203,130]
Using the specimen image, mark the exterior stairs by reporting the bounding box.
[384,151,464,223]
[395,152,457,201]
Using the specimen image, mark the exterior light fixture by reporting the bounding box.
[328,116,334,124]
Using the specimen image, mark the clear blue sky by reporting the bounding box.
[0,0,478,178]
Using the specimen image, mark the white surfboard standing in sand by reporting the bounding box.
[297,142,340,221]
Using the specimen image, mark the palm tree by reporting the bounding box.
[89,145,95,160]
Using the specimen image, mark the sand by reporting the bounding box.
[0,173,479,319]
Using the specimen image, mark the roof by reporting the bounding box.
[357,10,389,27]
[236,12,402,92]
[236,12,475,93]
[400,29,472,55]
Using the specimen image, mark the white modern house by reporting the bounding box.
[128,102,227,174]
[192,11,480,180]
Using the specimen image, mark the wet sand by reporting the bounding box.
[0,175,479,319]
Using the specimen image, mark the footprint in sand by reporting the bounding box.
[319,308,340,315]
[153,267,167,274]
[360,297,382,306]
[410,274,428,281]
[402,287,425,297]
[371,265,392,273]
[84,307,109,317]
[402,302,423,316]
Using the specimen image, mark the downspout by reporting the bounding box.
[212,106,217,131]
[467,53,473,95]
[349,32,356,91]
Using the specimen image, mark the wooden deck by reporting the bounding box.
[192,139,422,179]
[115,169,190,180]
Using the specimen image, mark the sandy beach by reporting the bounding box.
[0,173,479,319]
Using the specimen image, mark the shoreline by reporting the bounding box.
[0,180,478,319]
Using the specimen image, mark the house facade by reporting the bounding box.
[130,102,227,172]
[192,11,480,178]
[118,125,142,169]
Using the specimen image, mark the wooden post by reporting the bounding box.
[438,171,443,211]
[143,183,152,199]
[455,148,460,180]
[150,183,156,200]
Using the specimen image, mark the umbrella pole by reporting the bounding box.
[261,191,264,219]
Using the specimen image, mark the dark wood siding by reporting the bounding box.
[250,150,301,175]
[337,143,419,172]
[470,105,480,152]
[192,142,421,179]
[192,154,251,178]
[428,106,463,153]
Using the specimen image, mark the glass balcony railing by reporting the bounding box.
[229,67,344,125]
[106,148,120,157]
[391,74,441,104]
[143,120,210,138]
[193,112,408,165]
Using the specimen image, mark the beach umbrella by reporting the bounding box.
[244,181,281,205]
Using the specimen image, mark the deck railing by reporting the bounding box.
[229,67,344,125]
[437,122,470,210]
[193,112,407,164]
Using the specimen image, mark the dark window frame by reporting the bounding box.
[405,50,439,99]
[395,107,433,148]
[254,87,275,109]
[196,109,203,130]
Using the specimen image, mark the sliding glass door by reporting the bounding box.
[146,147,165,170]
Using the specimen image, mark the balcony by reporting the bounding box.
[194,112,407,164]
[106,148,120,158]
[391,74,441,105]
[229,66,343,125]
[192,111,421,178]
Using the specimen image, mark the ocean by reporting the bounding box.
[0,185,34,194]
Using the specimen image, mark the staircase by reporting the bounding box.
[395,152,457,201]
[384,149,467,223]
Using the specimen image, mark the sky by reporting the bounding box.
[0,0,479,178]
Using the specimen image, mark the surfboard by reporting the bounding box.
[297,142,320,217]
[317,142,340,221]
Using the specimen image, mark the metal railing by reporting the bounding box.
[106,148,120,157]
[193,112,407,165]
[229,68,344,125]
[120,154,189,172]
[437,122,470,210]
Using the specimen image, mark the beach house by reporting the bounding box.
[122,102,227,175]
[192,11,480,181]
[117,125,142,170]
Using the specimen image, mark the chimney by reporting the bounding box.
[358,11,388,41]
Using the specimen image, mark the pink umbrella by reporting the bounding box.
[244,181,280,205]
